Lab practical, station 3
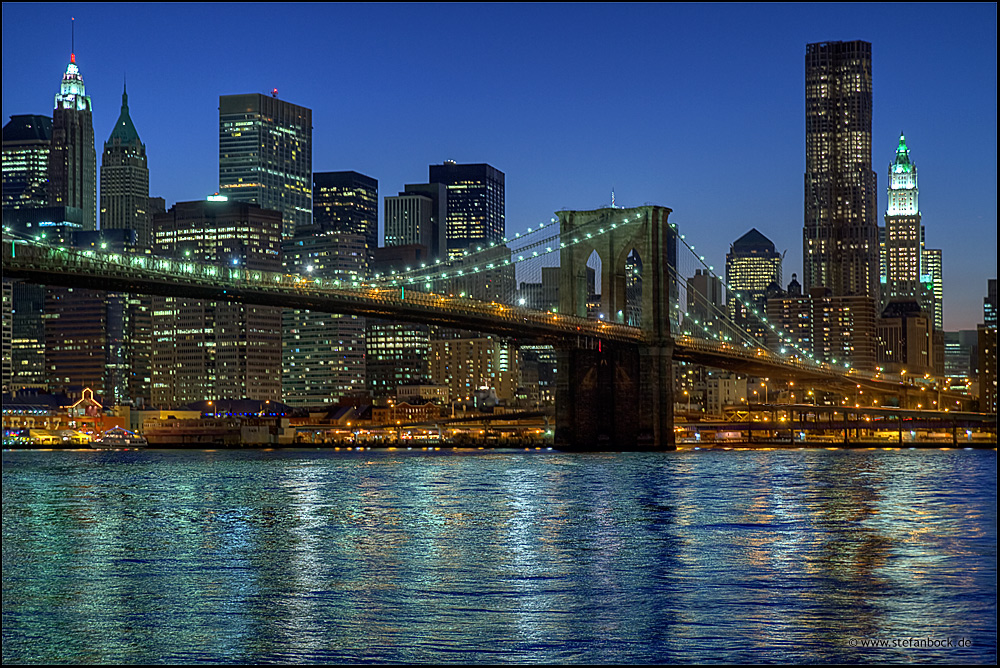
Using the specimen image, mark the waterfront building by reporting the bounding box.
[3,206,84,393]
[726,228,782,342]
[979,323,997,413]
[43,229,145,405]
[2,115,52,210]
[804,41,878,299]
[366,321,431,399]
[2,279,11,392]
[428,161,504,257]
[219,93,312,238]
[429,336,521,404]
[151,198,282,407]
[48,52,96,230]
[100,84,150,247]
[312,171,378,267]
[282,226,368,406]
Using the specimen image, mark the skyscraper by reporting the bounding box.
[804,40,878,298]
[282,189,371,406]
[428,161,504,257]
[219,93,312,238]
[2,115,52,210]
[151,198,283,407]
[100,83,150,246]
[726,228,782,342]
[312,171,378,266]
[48,52,96,230]
[384,183,447,260]
[882,134,922,305]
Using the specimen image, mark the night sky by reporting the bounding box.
[3,3,996,330]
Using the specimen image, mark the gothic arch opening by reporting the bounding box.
[585,249,601,319]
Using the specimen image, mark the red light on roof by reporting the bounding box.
[71,53,76,64]
[271,88,278,98]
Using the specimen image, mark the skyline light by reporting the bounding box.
[2,2,996,330]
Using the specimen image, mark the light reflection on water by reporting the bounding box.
[2,448,996,664]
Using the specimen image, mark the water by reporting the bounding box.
[3,448,996,664]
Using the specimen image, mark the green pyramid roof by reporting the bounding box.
[105,84,142,147]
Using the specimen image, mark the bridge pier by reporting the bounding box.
[555,340,675,450]
[555,205,679,451]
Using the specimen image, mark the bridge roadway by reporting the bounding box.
[0,238,964,398]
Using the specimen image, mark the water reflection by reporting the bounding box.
[3,449,995,664]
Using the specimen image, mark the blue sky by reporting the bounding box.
[3,3,996,329]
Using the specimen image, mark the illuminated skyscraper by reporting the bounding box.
[219,93,312,238]
[2,115,52,210]
[384,183,447,260]
[882,133,923,301]
[282,216,370,406]
[428,161,504,257]
[804,40,877,298]
[100,84,150,247]
[726,228,782,342]
[48,52,96,229]
[151,198,283,407]
[312,171,378,267]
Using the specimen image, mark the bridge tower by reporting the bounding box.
[555,205,678,449]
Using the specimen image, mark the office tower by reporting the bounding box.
[428,161,504,257]
[766,288,878,371]
[986,279,998,327]
[804,41,878,298]
[100,84,151,247]
[384,183,447,259]
[978,324,996,413]
[219,92,312,238]
[366,321,432,399]
[429,336,522,403]
[922,247,943,330]
[2,279,10,392]
[151,198,282,407]
[312,171,378,268]
[686,268,725,334]
[3,206,85,392]
[882,133,922,304]
[876,301,938,375]
[726,228,782,342]
[3,115,53,210]
[48,52,96,230]
[944,330,979,390]
[282,226,368,406]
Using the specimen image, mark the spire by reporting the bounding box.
[106,80,142,148]
[891,132,913,172]
[55,31,91,113]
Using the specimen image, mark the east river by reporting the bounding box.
[2,447,996,664]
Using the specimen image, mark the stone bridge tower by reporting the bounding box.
[555,205,678,449]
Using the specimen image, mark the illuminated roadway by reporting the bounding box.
[0,237,973,401]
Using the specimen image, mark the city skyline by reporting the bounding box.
[2,3,996,330]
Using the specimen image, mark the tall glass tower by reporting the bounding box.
[428,161,504,258]
[804,40,877,298]
[219,92,312,238]
[2,115,52,210]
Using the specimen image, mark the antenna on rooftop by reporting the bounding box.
[70,17,75,63]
